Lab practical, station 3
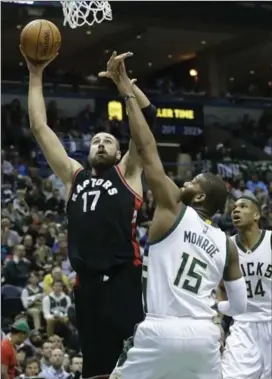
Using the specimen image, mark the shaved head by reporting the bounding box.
[180,173,228,217]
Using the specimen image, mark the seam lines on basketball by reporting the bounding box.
[47,21,54,59]
[35,21,42,61]
[20,22,34,55]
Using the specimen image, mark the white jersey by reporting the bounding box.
[142,206,228,319]
[231,230,272,322]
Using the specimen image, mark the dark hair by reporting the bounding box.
[71,354,83,364]
[200,173,228,217]
[52,279,64,286]
[238,196,261,212]
[25,357,40,369]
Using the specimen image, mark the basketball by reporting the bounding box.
[20,19,61,62]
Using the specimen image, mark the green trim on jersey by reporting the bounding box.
[223,237,230,280]
[148,205,187,246]
[235,230,266,254]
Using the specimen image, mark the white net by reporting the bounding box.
[60,0,112,29]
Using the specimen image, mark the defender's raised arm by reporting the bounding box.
[100,53,180,211]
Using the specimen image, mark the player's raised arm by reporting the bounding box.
[99,52,157,179]
[216,238,247,317]
[21,49,82,190]
[99,53,180,210]
[118,81,157,178]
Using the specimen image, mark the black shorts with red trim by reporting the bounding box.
[74,262,144,378]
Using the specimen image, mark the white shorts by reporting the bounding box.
[110,314,221,379]
[222,320,272,379]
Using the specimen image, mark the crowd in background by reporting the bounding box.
[1,94,272,378]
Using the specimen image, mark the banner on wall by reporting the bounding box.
[104,99,204,142]
[202,160,271,179]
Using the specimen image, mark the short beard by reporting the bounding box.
[88,155,117,171]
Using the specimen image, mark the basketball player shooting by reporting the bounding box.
[20,49,157,378]
[99,54,248,379]
[222,197,272,379]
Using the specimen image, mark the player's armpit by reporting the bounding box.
[28,73,82,184]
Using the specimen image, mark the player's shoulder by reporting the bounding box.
[263,229,272,247]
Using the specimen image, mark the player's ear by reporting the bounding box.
[193,192,206,204]
[254,211,261,222]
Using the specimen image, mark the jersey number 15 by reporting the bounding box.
[174,252,207,294]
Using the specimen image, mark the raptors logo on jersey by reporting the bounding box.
[231,230,272,322]
[143,206,228,319]
[67,167,142,272]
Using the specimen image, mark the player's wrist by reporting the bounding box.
[29,71,43,81]
[124,94,136,102]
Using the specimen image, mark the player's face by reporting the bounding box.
[231,199,260,229]
[88,132,121,169]
[179,175,205,206]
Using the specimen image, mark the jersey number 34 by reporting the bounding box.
[174,252,207,294]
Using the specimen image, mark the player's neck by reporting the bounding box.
[238,227,262,250]
[92,167,105,177]
[195,208,211,223]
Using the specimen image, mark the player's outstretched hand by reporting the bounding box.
[98,51,134,95]
[19,45,57,76]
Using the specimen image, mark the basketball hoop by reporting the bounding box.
[60,0,113,29]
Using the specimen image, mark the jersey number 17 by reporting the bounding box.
[174,252,207,294]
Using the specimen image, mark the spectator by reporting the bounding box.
[3,245,30,288]
[16,346,29,377]
[48,173,66,200]
[2,150,14,180]
[45,189,65,215]
[247,174,267,194]
[21,235,35,262]
[2,200,18,227]
[1,320,30,379]
[43,266,70,295]
[39,348,70,379]
[40,341,53,371]
[42,280,71,337]
[232,179,254,199]
[23,357,41,377]
[25,184,45,211]
[21,272,43,330]
[48,335,64,351]
[1,218,21,250]
[69,354,83,379]
[43,179,54,200]
[12,190,29,224]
